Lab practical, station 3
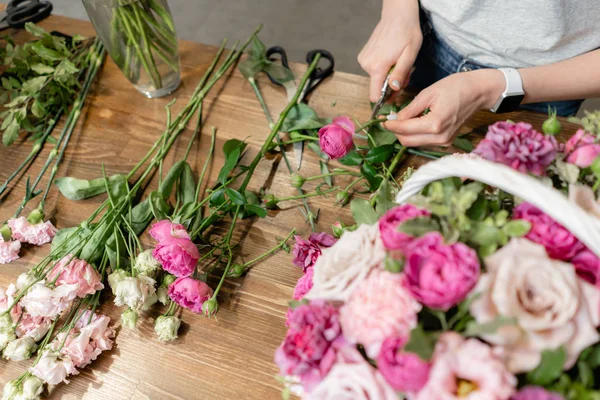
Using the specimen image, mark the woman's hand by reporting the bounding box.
[384,69,505,147]
[358,0,422,102]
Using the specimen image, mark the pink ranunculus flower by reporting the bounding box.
[275,300,343,392]
[317,116,355,160]
[0,236,20,264]
[470,239,600,373]
[47,254,104,298]
[8,216,57,246]
[571,249,600,286]
[378,204,430,252]
[340,270,421,358]
[151,220,200,278]
[149,219,190,242]
[293,267,314,301]
[473,121,557,176]
[16,313,52,342]
[168,277,214,314]
[377,337,430,393]
[511,386,565,400]
[565,129,600,168]
[415,332,516,400]
[403,232,480,310]
[293,233,337,272]
[513,202,584,260]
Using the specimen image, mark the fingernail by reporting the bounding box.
[390,79,400,90]
[387,113,398,121]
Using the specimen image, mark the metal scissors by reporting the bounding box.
[0,0,53,31]
[369,66,395,121]
[265,46,335,170]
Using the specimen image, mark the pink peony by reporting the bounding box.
[565,129,600,168]
[473,121,557,176]
[151,220,200,278]
[0,237,20,264]
[149,219,190,242]
[378,204,430,252]
[511,386,564,400]
[292,232,337,272]
[571,249,600,286]
[403,232,480,310]
[293,267,314,301]
[377,337,431,393]
[414,332,516,400]
[340,270,421,358]
[275,300,343,391]
[513,202,584,260]
[8,216,57,246]
[168,277,213,314]
[317,116,355,159]
[47,254,104,298]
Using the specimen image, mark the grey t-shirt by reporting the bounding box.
[420,0,600,68]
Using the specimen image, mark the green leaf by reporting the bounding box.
[55,174,128,200]
[263,62,294,84]
[464,315,517,337]
[453,137,474,152]
[25,22,50,38]
[31,99,45,118]
[467,195,488,221]
[307,141,328,160]
[53,60,79,79]
[281,103,330,132]
[503,220,532,237]
[320,161,332,187]
[350,198,378,225]
[374,179,397,216]
[404,325,436,361]
[578,361,594,388]
[527,347,567,386]
[238,58,265,79]
[365,144,394,164]
[8,77,20,89]
[2,119,20,146]
[21,76,47,95]
[369,124,398,146]
[51,225,93,258]
[250,35,266,59]
[160,160,185,198]
[4,95,27,108]
[469,222,501,246]
[210,188,227,206]
[398,216,441,237]
[360,163,382,191]
[223,139,247,158]
[225,188,246,205]
[178,162,196,204]
[218,144,242,185]
[129,194,171,236]
[31,63,55,74]
[1,77,11,90]
[1,112,14,130]
[31,41,63,61]
[338,150,363,166]
[245,204,267,218]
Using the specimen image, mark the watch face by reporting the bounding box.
[496,94,525,113]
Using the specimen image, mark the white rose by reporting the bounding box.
[470,238,600,373]
[0,330,16,351]
[134,250,160,276]
[3,336,37,361]
[114,276,157,311]
[107,269,130,295]
[19,375,43,400]
[29,351,76,385]
[154,316,180,342]
[16,273,37,292]
[20,282,75,318]
[306,224,386,302]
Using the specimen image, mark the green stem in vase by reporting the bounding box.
[130,2,162,88]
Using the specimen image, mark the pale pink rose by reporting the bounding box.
[377,337,431,393]
[16,313,52,341]
[306,224,386,302]
[565,129,600,168]
[47,254,104,298]
[0,237,20,264]
[378,204,430,252]
[470,239,600,373]
[20,281,77,318]
[293,267,314,301]
[414,332,516,400]
[30,350,77,385]
[149,219,190,241]
[8,216,57,246]
[317,116,355,160]
[340,270,421,358]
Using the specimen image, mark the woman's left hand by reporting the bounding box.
[384,69,505,147]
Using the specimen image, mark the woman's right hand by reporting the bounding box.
[358,0,423,102]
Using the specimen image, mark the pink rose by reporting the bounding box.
[415,332,516,400]
[513,202,584,260]
[8,216,57,246]
[293,267,314,301]
[0,237,20,264]
[378,204,430,252]
[565,129,600,168]
[292,232,336,272]
[275,300,343,391]
[151,220,200,278]
[317,116,355,159]
[403,232,480,310]
[473,121,557,176]
[340,270,421,358]
[377,337,430,393]
[47,255,104,298]
[168,277,213,314]
[511,386,564,400]
[571,249,600,286]
[149,220,190,241]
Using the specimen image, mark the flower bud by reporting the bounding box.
[21,375,43,399]
[107,269,130,295]
[134,250,160,277]
[154,315,181,342]
[121,308,139,329]
[2,378,20,400]
[0,313,14,333]
[202,298,219,317]
[227,264,246,278]
[262,194,279,209]
[16,272,37,292]
[0,225,11,243]
[336,191,349,206]
[3,336,37,361]
[157,286,169,305]
[542,113,561,136]
[0,330,16,351]
[291,174,305,189]
[331,221,347,238]
[161,274,176,287]
[26,209,44,225]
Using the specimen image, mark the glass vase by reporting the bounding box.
[82,0,181,98]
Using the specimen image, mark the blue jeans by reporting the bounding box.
[409,11,583,117]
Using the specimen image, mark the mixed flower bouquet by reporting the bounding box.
[276,112,600,400]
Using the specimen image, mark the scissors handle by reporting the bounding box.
[6,0,52,29]
[301,49,335,101]
[265,46,290,86]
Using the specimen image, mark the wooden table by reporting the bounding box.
[0,11,579,400]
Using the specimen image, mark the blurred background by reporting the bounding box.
[55,0,598,114]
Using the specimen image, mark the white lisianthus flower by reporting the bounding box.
[156,286,168,305]
[114,276,157,311]
[29,350,76,385]
[107,269,130,295]
[20,375,43,400]
[16,272,37,292]
[121,309,138,329]
[134,250,160,277]
[154,316,180,342]
[2,378,20,400]
[3,336,37,361]
[0,313,14,333]
[0,330,16,351]
[20,281,76,318]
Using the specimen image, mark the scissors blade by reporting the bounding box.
[294,141,304,170]
[369,74,393,121]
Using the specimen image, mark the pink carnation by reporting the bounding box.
[168,277,213,314]
[511,386,564,400]
[0,237,20,264]
[317,116,355,160]
[378,204,430,252]
[8,216,57,246]
[473,121,557,176]
[275,300,343,391]
[151,220,200,278]
[565,129,600,168]
[404,232,480,310]
[513,202,584,260]
[340,270,421,358]
[47,254,104,298]
[292,232,336,272]
[377,337,431,393]
[293,267,314,301]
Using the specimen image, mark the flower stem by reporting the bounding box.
[241,229,295,268]
[386,146,407,179]
[288,134,319,142]
[407,148,445,160]
[355,117,388,133]
[305,170,362,182]
[276,187,338,202]
[210,206,241,299]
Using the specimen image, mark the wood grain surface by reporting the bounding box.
[0,10,581,400]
